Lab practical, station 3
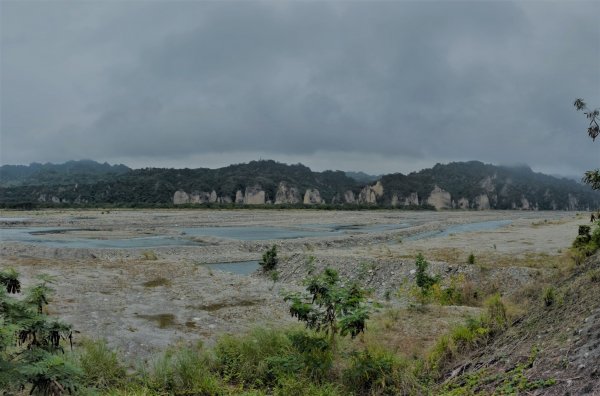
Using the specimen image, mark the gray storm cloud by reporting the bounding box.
[1,1,598,175]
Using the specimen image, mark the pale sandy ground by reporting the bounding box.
[0,209,588,361]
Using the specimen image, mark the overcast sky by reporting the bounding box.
[1,1,599,176]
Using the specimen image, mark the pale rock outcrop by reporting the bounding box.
[358,181,384,204]
[404,193,419,206]
[219,196,232,204]
[358,188,377,204]
[235,190,244,204]
[426,186,451,210]
[521,197,531,210]
[456,197,470,209]
[173,190,189,204]
[344,190,356,204]
[474,194,490,210]
[390,193,419,207]
[174,190,218,204]
[568,194,578,211]
[189,191,211,204]
[372,181,384,197]
[51,196,61,204]
[244,186,266,205]
[275,182,301,204]
[303,189,323,204]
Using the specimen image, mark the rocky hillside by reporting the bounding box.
[441,252,600,395]
[1,160,598,210]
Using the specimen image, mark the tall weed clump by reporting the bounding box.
[76,339,127,390]
[214,328,292,388]
[214,328,335,389]
[140,344,222,394]
[343,348,421,395]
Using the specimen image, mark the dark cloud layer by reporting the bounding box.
[1,1,599,175]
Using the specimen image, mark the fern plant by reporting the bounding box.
[0,269,81,395]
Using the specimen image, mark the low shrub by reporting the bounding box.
[467,253,476,265]
[259,245,278,272]
[543,287,556,307]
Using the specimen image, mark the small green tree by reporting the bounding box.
[284,268,369,346]
[467,253,476,265]
[259,245,278,272]
[415,253,438,295]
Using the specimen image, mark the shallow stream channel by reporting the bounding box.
[1,219,512,275]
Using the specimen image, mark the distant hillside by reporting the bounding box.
[0,160,598,210]
[0,160,360,206]
[0,160,130,187]
[377,161,598,210]
[345,171,381,184]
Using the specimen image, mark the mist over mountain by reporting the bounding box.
[0,159,598,210]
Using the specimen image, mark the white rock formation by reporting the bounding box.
[426,186,451,210]
[235,190,244,204]
[456,197,469,209]
[173,190,189,204]
[404,193,419,206]
[275,182,301,204]
[303,189,323,204]
[474,194,490,210]
[568,194,578,211]
[244,186,266,205]
[344,190,356,204]
[358,181,384,204]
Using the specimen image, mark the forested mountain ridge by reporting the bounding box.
[0,160,598,210]
[0,160,130,187]
[378,161,597,210]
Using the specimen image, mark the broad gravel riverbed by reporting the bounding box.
[0,209,585,360]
